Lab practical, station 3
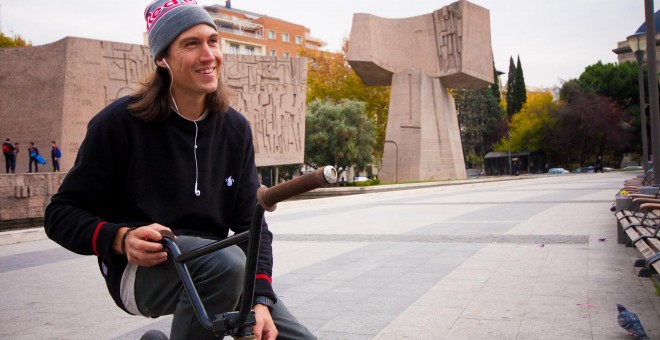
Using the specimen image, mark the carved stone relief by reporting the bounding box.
[101,42,154,105]
[0,37,307,173]
[223,55,307,166]
[434,3,462,74]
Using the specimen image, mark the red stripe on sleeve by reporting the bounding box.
[255,273,272,284]
[92,222,107,256]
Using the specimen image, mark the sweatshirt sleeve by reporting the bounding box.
[44,103,131,259]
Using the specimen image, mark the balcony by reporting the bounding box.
[209,13,263,31]
[219,27,264,40]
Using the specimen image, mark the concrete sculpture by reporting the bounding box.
[347,0,494,183]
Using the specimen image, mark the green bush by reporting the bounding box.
[354,178,380,186]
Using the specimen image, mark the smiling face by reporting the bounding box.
[157,24,223,104]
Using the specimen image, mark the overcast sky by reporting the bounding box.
[0,0,654,88]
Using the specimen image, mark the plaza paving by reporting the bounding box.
[1,172,659,339]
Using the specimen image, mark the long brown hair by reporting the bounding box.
[129,67,234,122]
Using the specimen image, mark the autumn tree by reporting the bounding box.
[0,32,32,48]
[493,92,556,153]
[298,40,390,164]
[548,89,633,167]
[304,99,376,174]
[560,61,646,159]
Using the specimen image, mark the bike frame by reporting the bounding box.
[158,166,337,338]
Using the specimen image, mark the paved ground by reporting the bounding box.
[1,172,659,339]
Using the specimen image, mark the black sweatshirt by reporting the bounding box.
[44,96,275,312]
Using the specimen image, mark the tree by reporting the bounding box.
[304,99,376,174]
[0,32,32,48]
[454,88,502,168]
[578,61,638,107]
[560,61,648,158]
[490,60,502,101]
[548,89,633,167]
[299,40,390,163]
[505,55,528,117]
[558,78,582,104]
[493,92,556,153]
[505,56,516,116]
[514,56,527,111]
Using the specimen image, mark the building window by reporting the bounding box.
[281,32,289,43]
[295,35,302,45]
[268,30,276,40]
[230,44,239,54]
[283,51,290,58]
[270,49,277,57]
[245,46,254,55]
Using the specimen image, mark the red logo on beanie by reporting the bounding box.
[146,0,199,33]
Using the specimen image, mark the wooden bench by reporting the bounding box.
[614,193,660,243]
[622,170,655,194]
[616,202,660,276]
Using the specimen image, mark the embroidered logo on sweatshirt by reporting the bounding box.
[225,176,234,187]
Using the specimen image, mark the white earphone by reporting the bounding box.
[162,57,202,198]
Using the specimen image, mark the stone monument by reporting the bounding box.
[0,37,307,173]
[0,37,307,226]
[347,0,494,183]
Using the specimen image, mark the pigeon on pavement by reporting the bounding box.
[617,304,650,339]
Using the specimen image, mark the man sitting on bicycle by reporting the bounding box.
[44,1,315,339]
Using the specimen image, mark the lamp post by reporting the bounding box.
[507,129,512,175]
[627,32,649,172]
[643,0,659,186]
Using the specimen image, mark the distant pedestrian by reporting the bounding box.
[28,141,39,173]
[51,141,61,172]
[3,138,16,173]
[595,156,603,173]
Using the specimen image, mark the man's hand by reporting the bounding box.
[114,224,172,266]
[253,304,277,340]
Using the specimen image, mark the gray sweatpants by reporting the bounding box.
[133,236,316,340]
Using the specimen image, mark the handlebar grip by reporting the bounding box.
[257,165,337,211]
[159,230,176,240]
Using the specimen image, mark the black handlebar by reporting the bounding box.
[158,166,337,338]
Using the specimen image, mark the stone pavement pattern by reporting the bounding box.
[0,172,659,339]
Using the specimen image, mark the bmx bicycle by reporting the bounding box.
[141,166,337,340]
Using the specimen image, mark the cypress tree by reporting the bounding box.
[505,56,516,117]
[514,55,527,112]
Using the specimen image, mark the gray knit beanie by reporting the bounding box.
[144,0,217,62]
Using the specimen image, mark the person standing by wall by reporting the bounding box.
[28,141,39,173]
[3,138,16,173]
[51,141,61,172]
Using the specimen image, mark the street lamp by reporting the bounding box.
[642,0,660,186]
[507,129,512,175]
[627,32,649,172]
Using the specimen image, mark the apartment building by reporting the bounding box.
[204,1,327,57]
